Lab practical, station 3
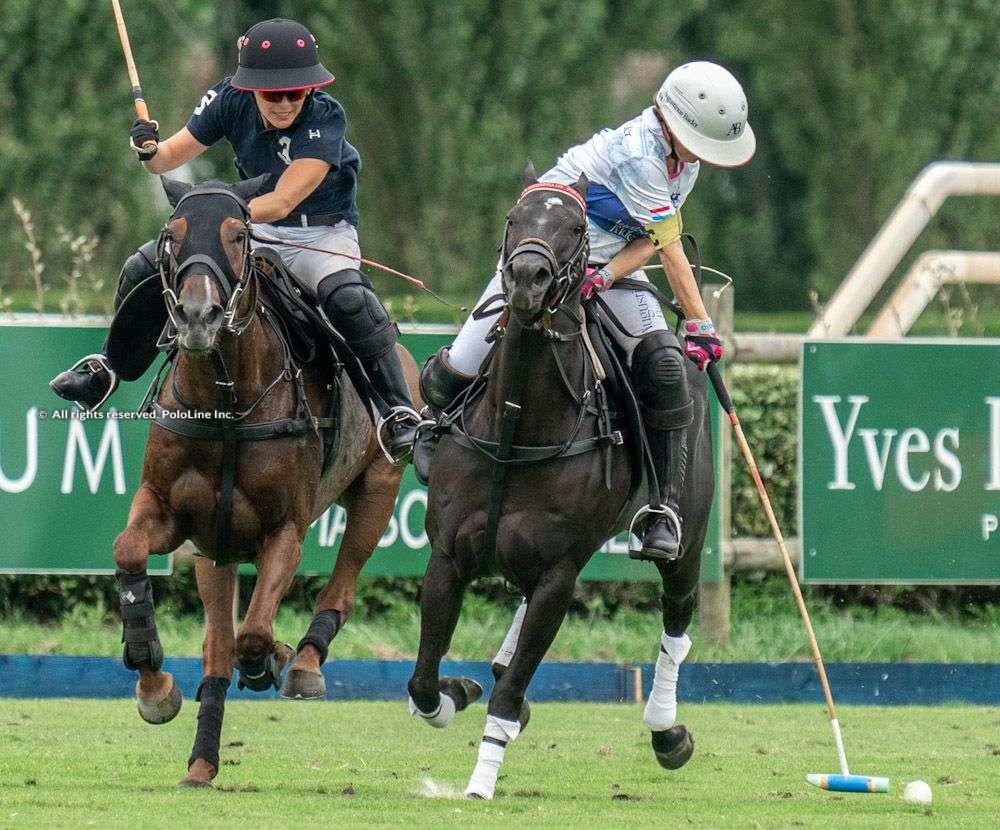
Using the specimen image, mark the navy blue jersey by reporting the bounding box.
[186,78,360,225]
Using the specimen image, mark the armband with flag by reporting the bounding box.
[644,207,683,251]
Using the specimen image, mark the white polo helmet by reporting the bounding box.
[654,61,755,168]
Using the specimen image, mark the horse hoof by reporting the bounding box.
[651,725,694,770]
[518,699,531,732]
[439,677,483,711]
[280,668,326,700]
[136,674,182,725]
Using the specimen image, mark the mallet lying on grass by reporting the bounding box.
[707,364,888,795]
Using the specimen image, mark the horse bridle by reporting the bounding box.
[500,181,590,316]
[156,187,258,341]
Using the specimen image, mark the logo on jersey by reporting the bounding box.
[309,129,321,139]
[277,137,292,165]
[193,89,218,116]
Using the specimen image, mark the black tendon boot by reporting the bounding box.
[631,426,688,562]
[412,347,475,484]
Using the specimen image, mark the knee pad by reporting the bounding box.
[317,269,398,361]
[632,332,693,431]
[115,240,159,309]
[420,347,475,411]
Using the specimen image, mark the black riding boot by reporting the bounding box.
[632,426,688,562]
[49,241,161,411]
[412,346,475,485]
[317,268,421,463]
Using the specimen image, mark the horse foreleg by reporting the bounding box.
[283,461,400,700]
[235,523,301,692]
[407,549,479,727]
[491,600,527,681]
[466,560,576,800]
[112,484,183,725]
[181,559,237,787]
[643,554,700,770]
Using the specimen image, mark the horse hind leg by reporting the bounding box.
[466,561,576,800]
[181,559,237,787]
[113,485,183,725]
[283,462,399,700]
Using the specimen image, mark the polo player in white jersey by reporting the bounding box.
[419,61,755,568]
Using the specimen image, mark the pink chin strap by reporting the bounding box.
[517,181,587,214]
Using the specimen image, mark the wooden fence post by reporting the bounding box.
[698,284,732,648]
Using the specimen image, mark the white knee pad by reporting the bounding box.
[408,692,457,728]
[465,714,521,800]
[448,269,503,376]
[643,632,692,731]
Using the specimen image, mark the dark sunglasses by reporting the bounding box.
[259,88,309,104]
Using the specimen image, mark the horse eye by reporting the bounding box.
[574,226,585,236]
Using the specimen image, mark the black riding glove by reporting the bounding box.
[129,118,160,161]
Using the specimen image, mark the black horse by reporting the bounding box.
[407,166,714,798]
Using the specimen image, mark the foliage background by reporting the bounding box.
[1,0,998,313]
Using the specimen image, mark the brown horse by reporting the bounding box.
[112,178,419,786]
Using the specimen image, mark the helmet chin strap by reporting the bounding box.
[652,104,682,173]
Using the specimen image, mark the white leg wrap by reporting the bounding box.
[464,715,521,799]
[643,632,691,731]
[492,601,527,668]
[408,692,457,728]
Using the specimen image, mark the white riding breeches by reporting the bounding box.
[251,220,361,298]
[448,265,670,377]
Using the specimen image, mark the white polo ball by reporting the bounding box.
[901,779,932,806]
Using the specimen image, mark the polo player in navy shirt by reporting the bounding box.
[51,18,420,461]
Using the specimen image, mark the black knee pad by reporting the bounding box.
[632,332,693,430]
[317,269,399,361]
[115,240,159,309]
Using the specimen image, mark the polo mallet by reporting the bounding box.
[706,363,888,795]
[110,0,157,152]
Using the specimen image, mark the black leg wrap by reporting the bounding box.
[188,676,230,772]
[117,568,163,672]
[296,609,342,665]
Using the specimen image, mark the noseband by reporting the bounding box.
[501,181,590,316]
[157,187,257,340]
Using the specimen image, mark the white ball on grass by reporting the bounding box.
[901,779,932,806]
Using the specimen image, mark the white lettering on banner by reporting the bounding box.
[857,428,896,491]
[399,489,428,549]
[982,514,998,541]
[0,408,38,493]
[378,511,399,548]
[813,395,869,490]
[933,429,962,492]
[895,428,931,492]
[61,417,126,494]
[318,506,348,547]
[987,398,1000,490]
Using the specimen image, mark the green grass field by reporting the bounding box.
[1,700,996,828]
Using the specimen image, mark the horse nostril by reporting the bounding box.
[174,305,189,326]
[206,306,224,327]
[535,267,550,284]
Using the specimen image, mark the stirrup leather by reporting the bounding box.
[376,405,428,464]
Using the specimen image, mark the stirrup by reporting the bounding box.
[627,504,682,560]
[376,405,427,464]
[54,353,119,413]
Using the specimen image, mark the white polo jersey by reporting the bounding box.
[542,107,700,263]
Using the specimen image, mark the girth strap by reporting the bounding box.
[448,429,622,462]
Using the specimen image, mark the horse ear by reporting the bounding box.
[572,172,588,199]
[232,174,271,202]
[522,160,538,186]
[161,177,193,207]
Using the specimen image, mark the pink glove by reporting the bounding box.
[580,266,613,300]
[683,318,723,371]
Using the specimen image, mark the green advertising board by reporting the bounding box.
[0,319,720,581]
[800,339,1000,584]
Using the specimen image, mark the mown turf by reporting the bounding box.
[0,700,996,828]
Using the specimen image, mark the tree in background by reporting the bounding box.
[2,0,998,314]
